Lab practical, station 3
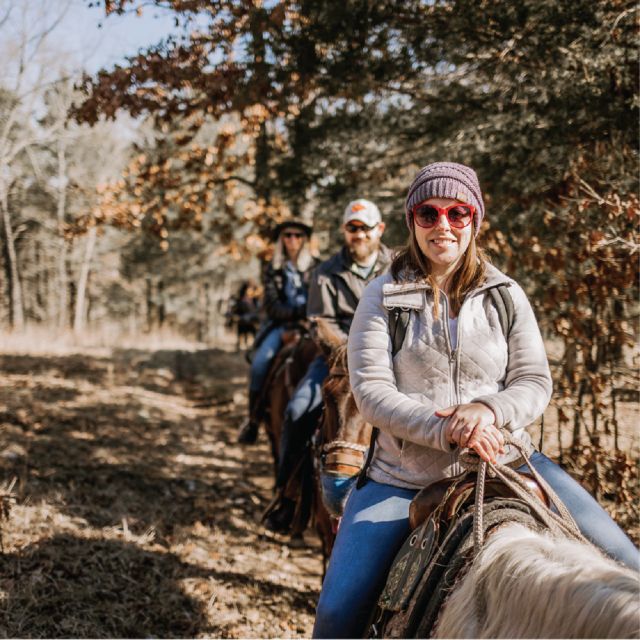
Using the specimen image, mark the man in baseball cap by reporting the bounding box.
[340,199,385,274]
[343,198,382,227]
[264,198,390,533]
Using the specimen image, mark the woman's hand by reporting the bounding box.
[436,403,505,463]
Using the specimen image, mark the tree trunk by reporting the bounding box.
[73,225,97,334]
[0,184,25,330]
[56,139,69,329]
[157,279,165,328]
[249,5,272,204]
[203,281,211,343]
[146,276,153,332]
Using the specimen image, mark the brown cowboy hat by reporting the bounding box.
[272,219,313,240]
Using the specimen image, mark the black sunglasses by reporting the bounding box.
[282,231,305,239]
[345,222,377,233]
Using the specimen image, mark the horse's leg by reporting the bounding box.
[267,411,281,480]
[264,360,290,481]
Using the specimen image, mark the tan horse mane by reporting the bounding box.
[435,523,640,639]
[327,342,348,373]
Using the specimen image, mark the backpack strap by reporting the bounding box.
[389,307,412,357]
[356,426,378,489]
[487,284,515,339]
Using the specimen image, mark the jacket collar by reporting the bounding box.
[387,262,513,296]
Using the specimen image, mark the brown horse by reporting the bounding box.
[259,325,320,535]
[313,319,372,569]
[261,325,320,478]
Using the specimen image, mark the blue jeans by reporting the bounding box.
[276,356,329,487]
[313,452,640,639]
[525,452,639,571]
[313,480,416,639]
[284,355,329,423]
[249,327,283,393]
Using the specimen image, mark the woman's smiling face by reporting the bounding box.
[413,197,473,276]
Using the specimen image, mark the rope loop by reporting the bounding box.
[458,431,587,557]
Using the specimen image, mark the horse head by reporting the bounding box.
[313,319,372,536]
[315,319,372,450]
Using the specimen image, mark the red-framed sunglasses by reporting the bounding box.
[412,202,475,229]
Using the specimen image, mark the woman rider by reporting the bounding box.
[237,219,319,444]
[313,162,639,638]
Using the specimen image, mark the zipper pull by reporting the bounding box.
[450,349,456,363]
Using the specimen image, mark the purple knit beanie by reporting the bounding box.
[404,162,485,235]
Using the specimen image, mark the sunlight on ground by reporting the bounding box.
[0,327,235,355]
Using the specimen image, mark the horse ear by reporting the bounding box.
[313,318,345,354]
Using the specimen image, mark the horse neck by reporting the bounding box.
[338,409,372,447]
[300,336,320,369]
[329,370,371,447]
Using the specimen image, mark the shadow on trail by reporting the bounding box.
[111,348,248,403]
[0,346,322,638]
[1,533,207,638]
[0,347,265,540]
[0,353,109,383]
[1,406,271,542]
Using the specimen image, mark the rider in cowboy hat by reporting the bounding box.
[237,217,319,444]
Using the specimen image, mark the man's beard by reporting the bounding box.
[348,238,380,263]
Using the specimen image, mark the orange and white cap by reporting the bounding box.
[343,199,382,227]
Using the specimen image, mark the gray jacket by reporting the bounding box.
[307,245,393,342]
[347,264,552,490]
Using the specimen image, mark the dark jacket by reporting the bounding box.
[307,245,393,343]
[262,258,321,324]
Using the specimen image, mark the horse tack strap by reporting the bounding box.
[324,462,364,476]
[325,450,365,465]
[323,441,367,477]
[324,451,365,474]
[323,440,368,454]
[356,426,378,489]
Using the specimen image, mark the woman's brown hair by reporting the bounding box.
[390,225,488,317]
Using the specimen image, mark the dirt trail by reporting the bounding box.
[0,347,322,638]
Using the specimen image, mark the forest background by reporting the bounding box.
[0,0,638,534]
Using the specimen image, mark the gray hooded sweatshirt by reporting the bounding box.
[347,263,552,490]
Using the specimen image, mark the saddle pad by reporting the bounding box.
[374,499,544,639]
[378,516,438,613]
